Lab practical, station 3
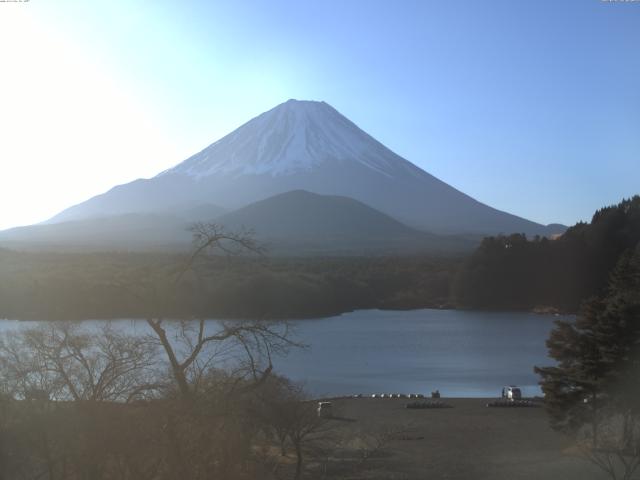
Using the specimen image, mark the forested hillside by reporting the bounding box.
[0,251,458,320]
[454,196,640,311]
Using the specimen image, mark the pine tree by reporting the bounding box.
[535,246,640,446]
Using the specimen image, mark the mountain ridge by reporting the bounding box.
[0,190,475,254]
[45,99,564,237]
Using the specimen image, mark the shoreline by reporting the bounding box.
[1,305,576,323]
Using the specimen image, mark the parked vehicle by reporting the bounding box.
[501,385,522,401]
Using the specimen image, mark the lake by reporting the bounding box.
[0,309,567,398]
[274,309,567,398]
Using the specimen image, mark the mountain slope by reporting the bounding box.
[49,99,562,237]
[218,190,418,238]
[0,213,192,251]
[0,191,473,254]
[215,190,472,254]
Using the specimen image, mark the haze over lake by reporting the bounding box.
[1,309,565,398]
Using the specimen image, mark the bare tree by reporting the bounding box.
[142,223,299,400]
[0,223,304,480]
[254,379,333,480]
[578,409,640,480]
[0,322,165,480]
[129,223,302,479]
[0,322,160,403]
[145,317,296,400]
[287,400,331,480]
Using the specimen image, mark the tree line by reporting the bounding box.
[0,249,458,321]
[454,196,640,312]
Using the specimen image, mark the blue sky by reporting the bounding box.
[0,0,638,229]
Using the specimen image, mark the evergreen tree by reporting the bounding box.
[535,245,640,446]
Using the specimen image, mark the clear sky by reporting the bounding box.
[0,0,638,230]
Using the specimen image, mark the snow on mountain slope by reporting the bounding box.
[159,99,421,179]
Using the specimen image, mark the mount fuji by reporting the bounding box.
[3,99,563,251]
[48,99,558,236]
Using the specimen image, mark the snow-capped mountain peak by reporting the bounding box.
[159,99,418,179]
[45,99,559,238]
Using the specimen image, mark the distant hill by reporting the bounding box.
[0,213,192,251]
[216,190,473,254]
[0,191,474,254]
[0,204,226,252]
[169,203,227,222]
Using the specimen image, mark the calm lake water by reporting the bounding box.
[275,309,567,398]
[0,309,568,398]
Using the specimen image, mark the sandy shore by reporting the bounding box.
[317,397,603,480]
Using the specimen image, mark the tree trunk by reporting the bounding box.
[147,320,191,399]
[278,431,287,456]
[592,391,599,448]
[165,414,189,479]
[294,442,303,480]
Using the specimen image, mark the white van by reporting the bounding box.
[501,386,522,401]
